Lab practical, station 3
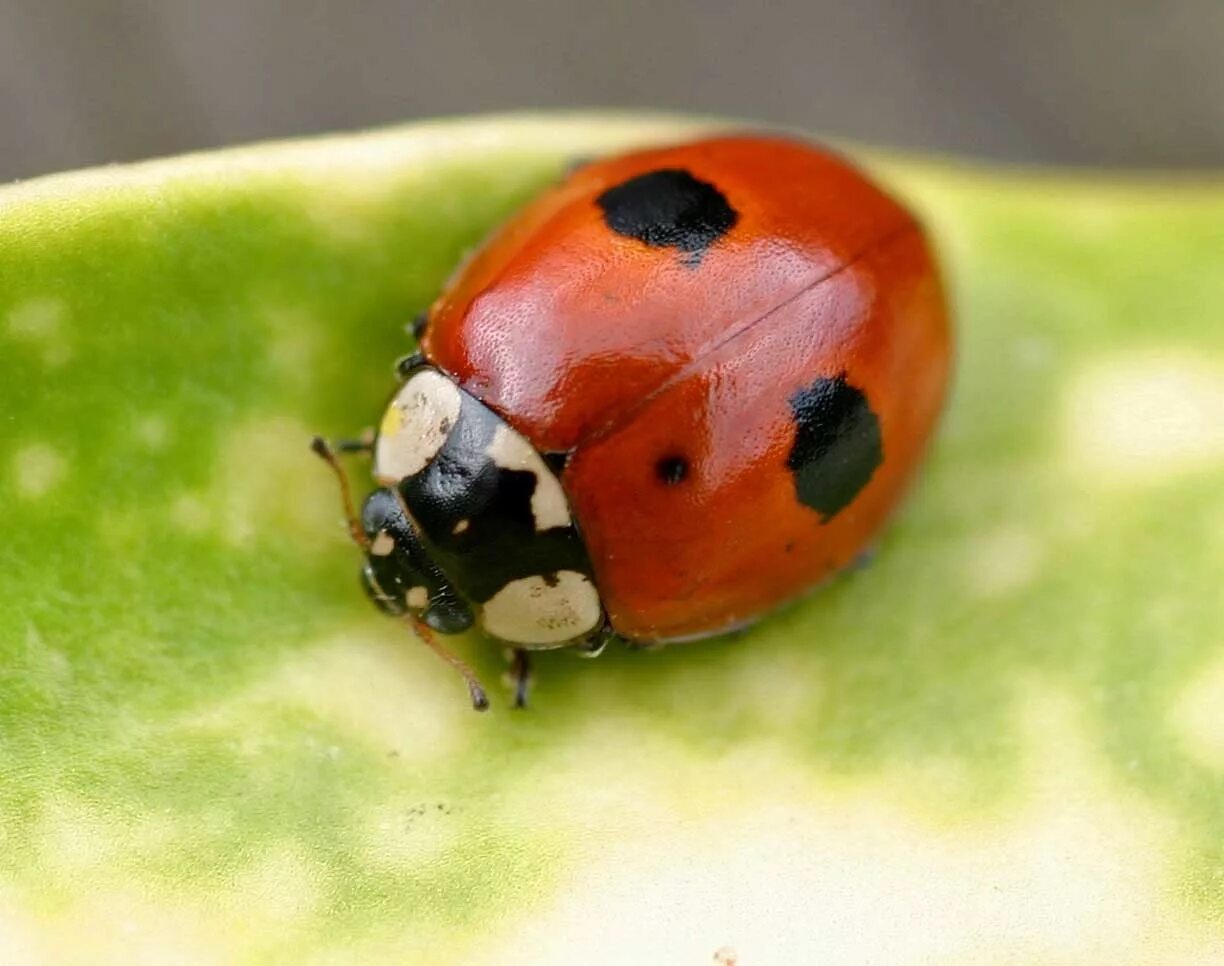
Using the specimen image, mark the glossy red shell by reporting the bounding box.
[422,135,951,641]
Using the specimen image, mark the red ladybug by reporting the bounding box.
[314,134,951,710]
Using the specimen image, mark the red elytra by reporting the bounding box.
[421,134,952,642]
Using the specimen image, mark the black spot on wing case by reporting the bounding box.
[596,168,738,260]
[786,375,883,521]
[396,389,593,604]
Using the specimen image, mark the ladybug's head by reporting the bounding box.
[358,486,474,633]
[357,362,604,648]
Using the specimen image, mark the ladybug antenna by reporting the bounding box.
[310,435,370,551]
[410,617,490,711]
[313,436,487,711]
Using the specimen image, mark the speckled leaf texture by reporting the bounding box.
[2,113,1224,964]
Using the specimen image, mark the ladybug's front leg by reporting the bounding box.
[573,619,619,658]
[506,648,532,710]
[319,429,374,455]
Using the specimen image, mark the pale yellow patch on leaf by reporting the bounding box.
[35,798,123,874]
[7,297,71,367]
[5,842,327,961]
[19,623,73,694]
[17,891,247,965]
[466,687,1222,966]
[0,897,41,966]
[960,525,1044,597]
[224,846,320,926]
[361,801,462,873]
[264,304,321,376]
[1066,352,1224,484]
[35,798,182,879]
[1170,649,1224,772]
[25,826,321,957]
[169,493,211,533]
[733,652,820,729]
[181,628,475,761]
[133,414,168,449]
[211,416,336,547]
[12,443,66,498]
[260,631,474,757]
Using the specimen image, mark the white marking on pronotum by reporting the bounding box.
[485,424,571,531]
[369,531,395,556]
[374,369,461,484]
[452,518,470,535]
[480,571,602,646]
[406,586,429,610]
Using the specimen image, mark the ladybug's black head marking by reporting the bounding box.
[596,168,738,262]
[359,487,474,634]
[786,375,883,522]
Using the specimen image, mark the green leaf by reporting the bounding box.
[3,113,1224,962]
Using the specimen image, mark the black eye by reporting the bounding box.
[655,455,689,485]
[360,488,400,536]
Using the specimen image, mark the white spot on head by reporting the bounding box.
[374,369,461,484]
[370,530,395,556]
[406,586,429,610]
[480,571,602,646]
[1066,352,1224,484]
[13,443,66,498]
[486,424,571,530]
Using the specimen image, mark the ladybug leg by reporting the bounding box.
[573,619,618,658]
[332,429,375,454]
[506,648,532,709]
[310,436,370,549]
[409,311,429,341]
[412,617,489,712]
[850,545,877,572]
[563,155,594,177]
[315,440,488,712]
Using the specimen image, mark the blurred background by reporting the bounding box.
[3,0,1224,182]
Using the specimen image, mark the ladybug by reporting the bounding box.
[313,134,951,710]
